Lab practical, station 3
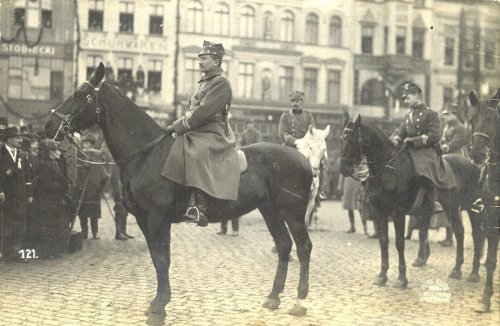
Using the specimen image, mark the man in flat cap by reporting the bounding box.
[162,40,239,227]
[393,83,456,208]
[0,126,34,261]
[279,90,315,148]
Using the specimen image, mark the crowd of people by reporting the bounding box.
[0,119,132,262]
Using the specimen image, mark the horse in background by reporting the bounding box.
[295,125,330,228]
[469,90,500,313]
[44,63,314,324]
[339,113,482,288]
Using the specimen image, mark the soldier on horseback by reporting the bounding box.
[162,41,239,227]
[392,83,457,203]
[279,90,315,148]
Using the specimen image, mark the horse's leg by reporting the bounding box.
[448,204,464,279]
[476,222,499,313]
[259,203,292,310]
[285,214,312,316]
[374,211,389,286]
[393,212,408,288]
[412,212,431,267]
[137,211,171,325]
[467,209,484,282]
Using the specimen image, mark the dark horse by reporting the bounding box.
[469,90,500,313]
[44,64,313,324]
[339,114,482,288]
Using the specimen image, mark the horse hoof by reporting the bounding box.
[262,297,280,310]
[448,270,462,279]
[466,273,480,283]
[393,279,408,289]
[146,310,166,325]
[289,303,307,316]
[475,302,491,313]
[412,258,426,267]
[373,276,388,286]
[144,305,152,316]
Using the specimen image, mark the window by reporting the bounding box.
[329,16,342,47]
[396,27,406,55]
[412,28,424,58]
[484,41,496,69]
[443,87,453,109]
[8,56,57,100]
[303,68,318,103]
[88,0,104,31]
[279,66,293,100]
[360,79,384,106]
[280,10,294,42]
[263,12,273,40]
[214,3,229,36]
[42,10,52,28]
[147,60,162,92]
[149,5,163,35]
[238,63,254,98]
[14,8,25,26]
[86,55,103,80]
[361,26,374,54]
[240,6,255,38]
[187,0,203,33]
[117,58,133,84]
[445,38,454,65]
[119,2,134,33]
[305,13,318,45]
[184,58,201,94]
[327,70,341,104]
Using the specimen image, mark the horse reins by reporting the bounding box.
[49,79,168,166]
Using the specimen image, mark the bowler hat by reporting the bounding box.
[0,126,21,140]
[39,138,59,152]
[401,83,421,97]
[442,103,460,115]
[289,90,305,101]
[198,40,225,59]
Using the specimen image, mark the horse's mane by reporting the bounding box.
[361,122,396,149]
[104,82,163,132]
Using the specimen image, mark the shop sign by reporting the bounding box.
[0,42,65,57]
[82,33,168,54]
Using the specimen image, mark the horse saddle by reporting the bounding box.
[237,149,248,173]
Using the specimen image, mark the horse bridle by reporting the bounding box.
[471,104,499,164]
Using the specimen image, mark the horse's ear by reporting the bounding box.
[355,114,361,127]
[469,91,479,108]
[91,63,105,84]
[323,125,330,138]
[343,112,350,127]
[308,124,314,135]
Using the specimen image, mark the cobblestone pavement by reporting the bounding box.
[1,199,499,326]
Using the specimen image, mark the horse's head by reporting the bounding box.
[469,90,499,165]
[45,63,106,140]
[340,113,363,177]
[295,125,330,177]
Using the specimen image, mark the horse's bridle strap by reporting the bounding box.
[472,132,491,142]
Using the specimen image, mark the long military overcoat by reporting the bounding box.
[397,103,456,189]
[161,67,239,201]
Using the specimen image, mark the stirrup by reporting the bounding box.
[184,206,201,222]
[471,198,484,213]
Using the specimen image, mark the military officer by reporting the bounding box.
[279,90,315,148]
[162,41,239,227]
[440,103,469,157]
[393,83,456,199]
[240,119,262,146]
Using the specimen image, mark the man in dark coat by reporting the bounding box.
[240,119,262,146]
[278,90,315,148]
[0,127,34,261]
[440,104,469,156]
[162,41,239,226]
[393,83,456,197]
[110,164,133,240]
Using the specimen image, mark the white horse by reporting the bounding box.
[295,125,330,228]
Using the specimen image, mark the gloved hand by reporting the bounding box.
[164,125,175,135]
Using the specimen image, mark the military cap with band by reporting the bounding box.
[401,83,422,97]
[289,90,305,101]
[198,40,225,59]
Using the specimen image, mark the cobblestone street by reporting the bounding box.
[1,199,499,325]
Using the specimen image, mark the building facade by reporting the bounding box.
[0,0,75,127]
[76,0,175,127]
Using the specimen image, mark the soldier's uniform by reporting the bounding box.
[240,122,262,146]
[440,104,469,156]
[278,90,315,147]
[394,83,456,190]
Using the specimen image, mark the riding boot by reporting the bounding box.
[184,189,209,227]
[122,214,134,238]
[114,212,127,241]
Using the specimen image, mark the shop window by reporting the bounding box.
[147,60,162,92]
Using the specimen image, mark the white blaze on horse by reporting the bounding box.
[295,125,330,227]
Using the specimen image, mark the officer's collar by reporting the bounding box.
[291,108,303,114]
[411,103,427,111]
[199,67,223,82]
